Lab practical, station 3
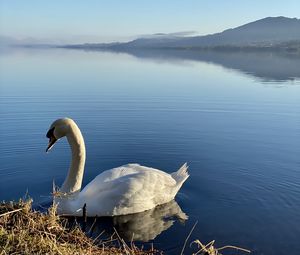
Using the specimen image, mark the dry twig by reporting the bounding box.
[191,239,251,255]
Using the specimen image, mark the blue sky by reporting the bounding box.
[0,0,299,43]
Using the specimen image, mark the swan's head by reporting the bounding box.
[46,118,75,152]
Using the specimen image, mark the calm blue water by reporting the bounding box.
[0,48,299,254]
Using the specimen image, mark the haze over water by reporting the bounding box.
[0,48,299,254]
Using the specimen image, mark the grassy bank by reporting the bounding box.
[0,199,251,255]
[0,199,160,255]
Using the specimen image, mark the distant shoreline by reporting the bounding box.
[6,42,300,54]
[57,43,300,54]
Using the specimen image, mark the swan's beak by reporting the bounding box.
[46,136,57,152]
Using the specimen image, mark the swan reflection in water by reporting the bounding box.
[113,200,188,241]
[84,200,188,242]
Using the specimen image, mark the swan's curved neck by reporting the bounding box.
[60,124,86,194]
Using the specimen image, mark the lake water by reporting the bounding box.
[0,48,299,254]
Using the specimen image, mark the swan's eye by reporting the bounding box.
[46,127,55,139]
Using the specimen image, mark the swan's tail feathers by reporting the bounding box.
[171,163,189,184]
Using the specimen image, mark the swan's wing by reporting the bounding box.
[90,164,142,183]
[79,164,177,215]
[85,163,176,185]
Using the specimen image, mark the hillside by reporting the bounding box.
[120,17,300,49]
[61,16,300,50]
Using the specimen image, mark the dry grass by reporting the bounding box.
[180,221,251,255]
[0,199,251,255]
[191,239,251,255]
[0,199,161,255]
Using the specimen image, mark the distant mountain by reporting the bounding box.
[62,16,300,50]
[120,16,300,48]
[4,16,300,51]
[0,36,18,46]
[0,35,56,47]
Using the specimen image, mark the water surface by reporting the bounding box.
[0,48,299,254]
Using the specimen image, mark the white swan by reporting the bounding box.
[46,118,189,216]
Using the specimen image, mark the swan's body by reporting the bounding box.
[46,118,189,216]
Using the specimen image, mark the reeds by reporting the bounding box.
[191,239,251,255]
[0,199,251,255]
[180,221,251,255]
[0,199,160,255]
